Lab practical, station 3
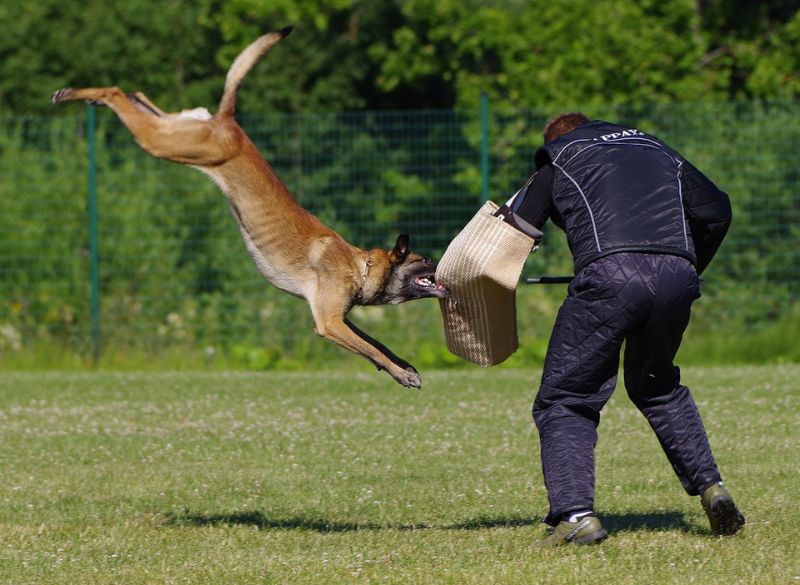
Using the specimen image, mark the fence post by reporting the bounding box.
[86,105,101,364]
[479,93,490,203]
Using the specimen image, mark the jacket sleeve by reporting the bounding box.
[680,160,732,274]
[513,164,555,230]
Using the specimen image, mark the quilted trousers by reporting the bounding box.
[532,253,723,524]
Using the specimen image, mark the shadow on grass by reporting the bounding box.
[162,510,538,533]
[164,511,426,532]
[447,516,539,530]
[163,510,695,534]
[598,511,696,533]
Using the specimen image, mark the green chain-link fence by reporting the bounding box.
[1,100,799,368]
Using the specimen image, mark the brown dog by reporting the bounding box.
[52,27,447,388]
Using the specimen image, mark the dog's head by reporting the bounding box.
[365,235,448,305]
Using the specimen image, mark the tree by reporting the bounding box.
[0,1,227,115]
[695,0,800,98]
[3,1,799,116]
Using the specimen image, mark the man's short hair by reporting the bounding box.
[543,112,591,144]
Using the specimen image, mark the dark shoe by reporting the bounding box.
[701,482,745,536]
[539,515,608,547]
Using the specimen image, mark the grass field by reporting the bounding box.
[0,365,797,584]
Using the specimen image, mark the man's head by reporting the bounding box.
[543,112,591,144]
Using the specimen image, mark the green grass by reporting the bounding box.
[0,366,798,584]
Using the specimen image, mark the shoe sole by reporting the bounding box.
[708,497,745,536]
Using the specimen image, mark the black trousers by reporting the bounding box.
[532,253,722,524]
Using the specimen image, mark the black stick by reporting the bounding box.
[523,275,573,284]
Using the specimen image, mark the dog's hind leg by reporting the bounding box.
[52,87,230,165]
[127,91,168,117]
[53,86,151,113]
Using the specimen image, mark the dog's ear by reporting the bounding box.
[390,234,410,263]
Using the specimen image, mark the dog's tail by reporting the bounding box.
[217,27,293,118]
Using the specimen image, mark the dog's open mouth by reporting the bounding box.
[413,274,448,298]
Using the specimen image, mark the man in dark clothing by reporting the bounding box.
[512,112,744,546]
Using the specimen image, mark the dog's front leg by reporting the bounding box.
[343,318,420,379]
[320,318,421,388]
[310,301,421,388]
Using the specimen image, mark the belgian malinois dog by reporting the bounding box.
[52,27,447,388]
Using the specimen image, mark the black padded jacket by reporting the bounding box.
[525,121,732,274]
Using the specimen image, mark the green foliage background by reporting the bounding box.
[2,0,800,115]
[1,1,799,370]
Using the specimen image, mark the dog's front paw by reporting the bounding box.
[51,88,75,104]
[393,365,421,389]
